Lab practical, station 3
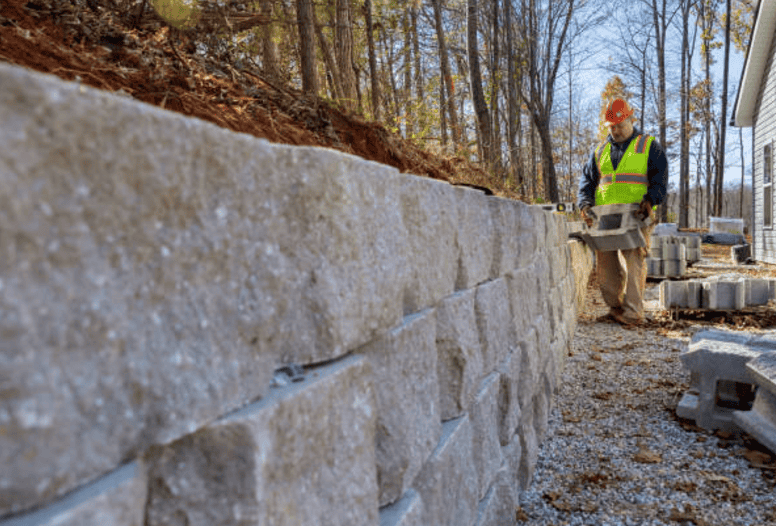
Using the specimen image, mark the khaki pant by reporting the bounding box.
[596,224,656,320]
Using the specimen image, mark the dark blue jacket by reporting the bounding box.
[577,127,668,210]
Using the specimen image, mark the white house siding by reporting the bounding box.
[753,27,776,265]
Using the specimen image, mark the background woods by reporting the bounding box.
[25,0,756,221]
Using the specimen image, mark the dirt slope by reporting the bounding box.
[0,0,503,194]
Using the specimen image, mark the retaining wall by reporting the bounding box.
[0,63,594,525]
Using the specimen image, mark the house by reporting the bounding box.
[733,0,776,264]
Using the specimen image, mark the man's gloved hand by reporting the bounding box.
[635,197,653,221]
[580,206,595,227]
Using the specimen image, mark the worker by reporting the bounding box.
[577,97,668,325]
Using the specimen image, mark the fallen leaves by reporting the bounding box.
[633,444,663,464]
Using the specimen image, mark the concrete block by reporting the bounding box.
[473,468,517,526]
[734,352,776,455]
[435,290,484,421]
[470,373,503,499]
[746,279,776,306]
[532,374,554,443]
[474,279,514,375]
[412,416,478,526]
[487,196,522,278]
[517,404,539,492]
[578,203,649,252]
[379,490,424,526]
[504,267,539,341]
[501,434,523,504]
[143,354,379,526]
[679,331,768,432]
[647,258,662,277]
[654,223,678,236]
[0,463,146,526]
[663,258,687,277]
[517,327,541,413]
[702,279,746,310]
[361,310,442,506]
[454,186,494,290]
[496,350,522,446]
[400,177,458,313]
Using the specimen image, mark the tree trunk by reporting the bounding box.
[432,0,461,148]
[679,0,689,228]
[490,0,502,170]
[315,18,342,99]
[335,0,357,110]
[651,0,669,223]
[505,0,520,188]
[296,0,318,94]
[363,0,380,119]
[468,0,492,164]
[260,0,278,78]
[403,9,413,138]
[412,5,424,135]
[715,0,731,215]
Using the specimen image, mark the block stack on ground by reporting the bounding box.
[660,277,776,310]
[0,63,594,526]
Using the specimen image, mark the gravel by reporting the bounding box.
[517,280,776,526]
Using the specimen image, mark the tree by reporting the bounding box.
[431,0,461,149]
[363,0,380,119]
[714,0,731,216]
[467,0,493,165]
[335,0,358,110]
[296,0,318,94]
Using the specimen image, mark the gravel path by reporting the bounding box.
[517,277,776,526]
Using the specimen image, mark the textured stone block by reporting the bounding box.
[454,187,494,289]
[143,354,379,526]
[400,177,457,313]
[0,63,413,513]
[578,203,648,251]
[501,433,523,504]
[379,490,424,526]
[470,373,503,499]
[411,416,478,526]
[497,349,522,446]
[567,240,594,315]
[517,327,540,417]
[487,196,522,278]
[473,468,517,526]
[516,206,540,269]
[361,310,441,506]
[474,278,514,375]
[0,463,146,526]
[517,404,539,492]
[504,267,540,339]
[435,290,483,421]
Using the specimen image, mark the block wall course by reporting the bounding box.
[143,354,379,526]
[0,63,593,524]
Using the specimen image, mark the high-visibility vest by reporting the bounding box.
[594,134,654,207]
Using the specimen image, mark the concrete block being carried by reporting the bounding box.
[577,203,652,252]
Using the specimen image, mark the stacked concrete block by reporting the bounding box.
[647,234,701,278]
[677,330,776,432]
[0,62,593,526]
[734,352,776,454]
[660,277,776,310]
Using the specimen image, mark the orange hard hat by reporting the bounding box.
[604,98,635,126]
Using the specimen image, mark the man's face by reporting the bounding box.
[608,118,634,143]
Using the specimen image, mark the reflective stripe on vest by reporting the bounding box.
[595,134,654,206]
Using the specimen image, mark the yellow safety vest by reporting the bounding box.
[594,134,654,207]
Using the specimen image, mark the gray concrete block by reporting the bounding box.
[517,327,541,413]
[501,434,523,505]
[435,290,484,421]
[647,258,662,277]
[473,468,517,526]
[470,373,503,499]
[496,350,522,446]
[454,187,494,290]
[143,354,379,526]
[679,331,769,432]
[412,416,478,526]
[702,279,746,310]
[746,279,776,306]
[361,310,442,507]
[379,490,424,526]
[578,203,649,252]
[487,196,522,278]
[504,267,539,343]
[474,278,514,375]
[400,177,458,313]
[663,258,687,278]
[734,352,776,454]
[0,463,146,526]
[517,404,539,493]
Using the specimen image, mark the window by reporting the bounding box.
[765,143,773,228]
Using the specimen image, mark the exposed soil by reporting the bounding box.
[0,0,503,194]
